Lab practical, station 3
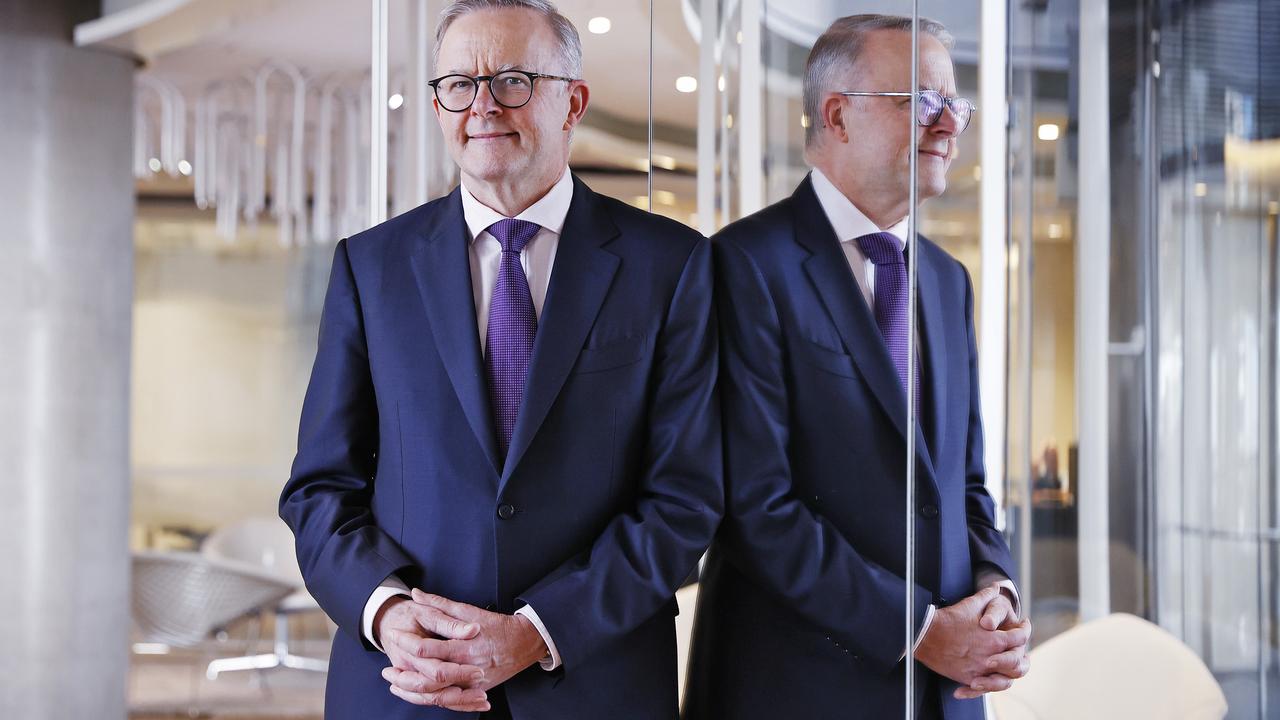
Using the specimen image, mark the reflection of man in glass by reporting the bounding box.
[685,14,1030,720]
[281,1,722,718]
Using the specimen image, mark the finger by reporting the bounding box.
[388,628,456,660]
[954,686,987,700]
[378,666,488,696]
[962,585,1000,612]
[980,597,1012,631]
[985,648,1028,678]
[968,673,1014,693]
[389,683,491,712]
[412,589,484,622]
[995,622,1032,649]
[409,604,479,640]
[405,656,485,688]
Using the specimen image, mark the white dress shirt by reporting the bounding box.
[808,168,1021,654]
[361,168,575,670]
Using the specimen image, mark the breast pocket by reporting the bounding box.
[793,338,859,379]
[572,334,647,375]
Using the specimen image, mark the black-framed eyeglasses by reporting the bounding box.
[428,70,578,112]
[838,89,976,133]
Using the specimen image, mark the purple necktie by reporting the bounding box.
[485,218,540,459]
[856,232,920,413]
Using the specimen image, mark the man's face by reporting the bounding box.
[832,31,961,202]
[432,8,583,186]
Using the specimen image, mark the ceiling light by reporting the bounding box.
[736,31,743,44]
[653,154,677,170]
[388,93,404,110]
[588,16,611,34]
[717,75,725,92]
[177,160,192,176]
[676,76,697,93]
[1048,223,1063,239]
[147,157,162,173]
[1037,123,1060,141]
[725,113,734,129]
[1194,182,1208,197]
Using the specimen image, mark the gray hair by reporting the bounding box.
[803,14,954,148]
[434,0,582,78]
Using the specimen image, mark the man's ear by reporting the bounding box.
[562,81,590,132]
[821,93,849,144]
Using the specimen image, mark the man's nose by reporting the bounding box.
[929,104,961,138]
[470,80,503,117]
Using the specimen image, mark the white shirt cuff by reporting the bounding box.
[514,605,561,670]
[902,604,938,661]
[362,574,411,653]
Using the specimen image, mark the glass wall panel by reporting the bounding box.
[1003,0,1083,645]
[1150,0,1280,714]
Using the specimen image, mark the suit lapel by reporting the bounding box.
[792,176,937,481]
[501,176,620,487]
[410,188,502,476]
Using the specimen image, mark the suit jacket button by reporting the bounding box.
[497,504,516,520]
[921,504,939,518]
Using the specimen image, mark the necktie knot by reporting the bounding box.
[855,232,905,266]
[488,218,541,254]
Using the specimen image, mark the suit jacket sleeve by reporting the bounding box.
[713,238,932,674]
[516,238,723,670]
[279,239,416,649]
[961,268,1017,583]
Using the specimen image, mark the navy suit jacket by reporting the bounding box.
[684,177,1014,720]
[281,175,722,719]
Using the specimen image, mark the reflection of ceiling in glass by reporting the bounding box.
[85,0,701,138]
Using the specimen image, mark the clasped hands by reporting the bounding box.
[914,584,1033,699]
[374,588,549,712]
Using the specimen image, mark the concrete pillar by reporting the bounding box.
[0,1,135,718]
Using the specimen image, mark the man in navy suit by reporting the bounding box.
[280,1,721,717]
[684,15,1030,720]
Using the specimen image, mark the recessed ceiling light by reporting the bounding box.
[676,76,697,93]
[1194,182,1208,197]
[588,17,611,34]
[148,158,162,173]
[178,160,193,176]
[717,75,725,92]
[1037,123,1060,141]
[388,93,404,110]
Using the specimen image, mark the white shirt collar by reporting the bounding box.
[459,167,574,242]
[809,167,908,250]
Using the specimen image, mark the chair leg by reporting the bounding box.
[206,608,328,680]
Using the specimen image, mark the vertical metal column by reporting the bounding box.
[979,0,1010,519]
[1077,0,1112,623]
[904,6,922,718]
[370,0,389,226]
[737,0,763,216]
[696,0,716,236]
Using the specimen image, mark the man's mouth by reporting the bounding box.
[469,131,517,140]
[919,149,949,159]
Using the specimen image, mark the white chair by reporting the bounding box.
[201,517,330,679]
[988,613,1228,720]
[132,550,298,648]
